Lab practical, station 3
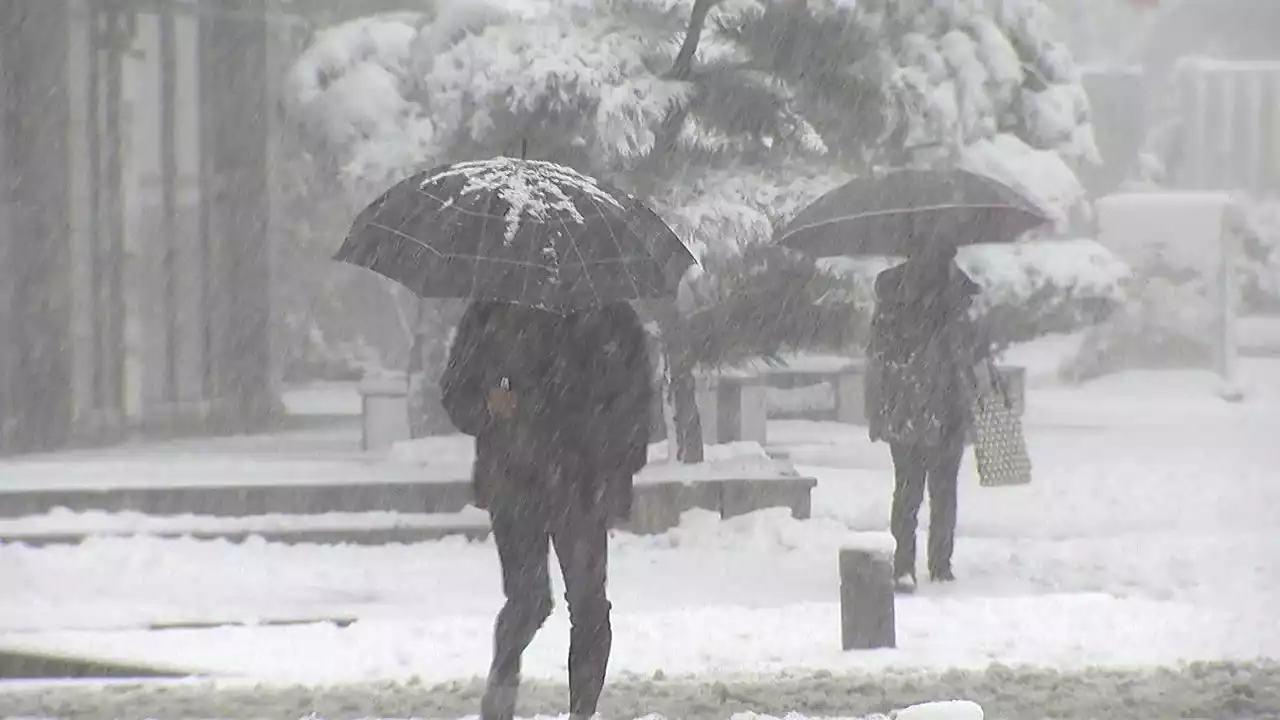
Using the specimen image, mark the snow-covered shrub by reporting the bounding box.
[1061,196,1280,382]
[1059,256,1214,381]
[1241,199,1280,313]
[959,134,1089,229]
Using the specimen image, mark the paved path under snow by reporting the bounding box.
[0,360,1277,687]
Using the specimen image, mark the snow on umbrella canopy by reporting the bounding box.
[774,168,1052,259]
[335,157,697,310]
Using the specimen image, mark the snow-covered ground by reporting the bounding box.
[0,343,1278,694]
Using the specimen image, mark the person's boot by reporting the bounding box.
[930,567,956,583]
[893,573,917,594]
[480,676,519,720]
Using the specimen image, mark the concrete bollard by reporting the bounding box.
[839,534,897,650]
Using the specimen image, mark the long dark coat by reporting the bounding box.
[865,261,990,448]
[439,301,652,521]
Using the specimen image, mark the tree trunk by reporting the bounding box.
[408,299,464,437]
[636,0,723,464]
[670,353,704,462]
[653,305,703,463]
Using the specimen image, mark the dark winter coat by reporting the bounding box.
[439,301,652,520]
[865,260,990,448]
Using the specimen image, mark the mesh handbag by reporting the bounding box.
[971,361,1032,487]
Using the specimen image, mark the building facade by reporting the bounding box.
[0,0,280,455]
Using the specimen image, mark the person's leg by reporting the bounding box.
[925,435,965,582]
[551,498,613,719]
[889,442,928,586]
[483,492,553,720]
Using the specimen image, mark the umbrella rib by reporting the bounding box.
[468,190,499,302]
[391,186,449,248]
[422,199,512,222]
[518,220,539,307]
[579,193,644,299]
[557,213,602,306]
[361,222,447,258]
[779,203,1043,241]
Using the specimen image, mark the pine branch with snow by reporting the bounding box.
[717,0,1099,222]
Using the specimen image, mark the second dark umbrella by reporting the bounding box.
[774,168,1052,258]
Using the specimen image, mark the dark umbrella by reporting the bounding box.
[335,156,697,309]
[774,168,1052,258]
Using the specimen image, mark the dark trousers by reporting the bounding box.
[889,437,963,578]
[487,480,612,717]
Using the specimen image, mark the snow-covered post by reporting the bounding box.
[1218,203,1244,401]
[839,533,896,650]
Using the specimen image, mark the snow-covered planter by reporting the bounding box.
[1060,256,1214,382]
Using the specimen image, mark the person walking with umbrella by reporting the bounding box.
[333,157,695,719]
[775,168,1049,593]
[441,299,651,720]
[864,228,990,592]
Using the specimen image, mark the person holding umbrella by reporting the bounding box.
[864,229,990,593]
[775,168,1049,593]
[441,299,651,720]
[334,157,695,720]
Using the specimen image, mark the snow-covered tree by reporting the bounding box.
[720,0,1099,223]
[283,0,860,455]
[285,0,1099,238]
[281,0,1102,454]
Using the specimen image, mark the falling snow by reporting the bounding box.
[4,1,1280,719]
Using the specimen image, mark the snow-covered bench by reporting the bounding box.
[702,361,1025,447]
[758,361,869,424]
[625,475,818,535]
[696,359,867,446]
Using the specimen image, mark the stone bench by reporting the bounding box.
[693,374,769,446]
[696,362,1026,448]
[625,475,818,535]
[759,362,868,424]
[358,376,412,451]
[0,471,813,542]
[693,361,867,446]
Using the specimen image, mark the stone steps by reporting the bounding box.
[0,472,817,540]
[0,520,492,547]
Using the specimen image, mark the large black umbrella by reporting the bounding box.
[335,157,697,309]
[774,168,1052,258]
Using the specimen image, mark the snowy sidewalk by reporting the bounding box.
[0,354,1277,687]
